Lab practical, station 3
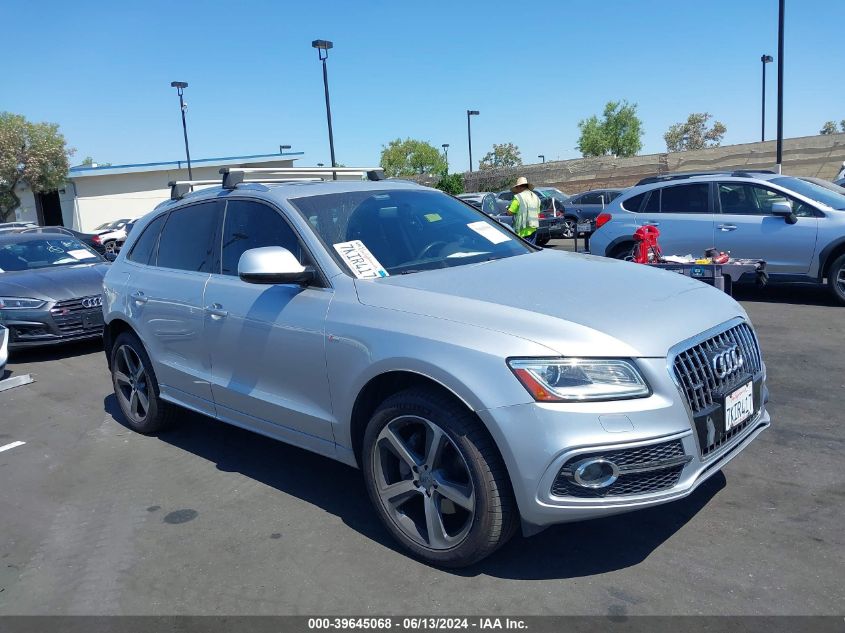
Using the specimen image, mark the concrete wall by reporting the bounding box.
[461,133,845,194]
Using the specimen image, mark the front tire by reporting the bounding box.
[110,332,174,434]
[362,388,518,567]
[827,254,845,305]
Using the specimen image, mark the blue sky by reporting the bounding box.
[5,0,842,172]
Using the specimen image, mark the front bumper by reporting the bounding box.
[1,301,104,350]
[477,356,770,529]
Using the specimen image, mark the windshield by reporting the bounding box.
[0,238,102,272]
[536,188,570,203]
[772,177,845,210]
[94,220,127,231]
[290,189,532,276]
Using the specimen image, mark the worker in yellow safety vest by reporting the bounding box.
[507,176,541,243]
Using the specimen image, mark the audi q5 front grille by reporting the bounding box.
[672,322,764,457]
[672,322,762,415]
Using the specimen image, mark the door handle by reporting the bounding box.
[718,224,738,231]
[643,221,660,227]
[131,291,147,305]
[205,303,228,319]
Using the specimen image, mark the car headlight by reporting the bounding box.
[507,358,650,402]
[0,297,47,310]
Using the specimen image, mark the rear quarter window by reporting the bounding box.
[127,214,166,265]
[622,192,647,212]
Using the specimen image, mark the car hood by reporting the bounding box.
[354,250,746,357]
[0,263,109,302]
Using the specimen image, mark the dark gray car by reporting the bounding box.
[0,233,109,349]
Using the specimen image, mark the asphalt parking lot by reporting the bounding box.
[0,243,843,615]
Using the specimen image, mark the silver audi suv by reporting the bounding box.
[102,167,770,567]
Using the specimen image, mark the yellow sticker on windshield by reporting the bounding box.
[424,213,442,222]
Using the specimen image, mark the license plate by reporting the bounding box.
[577,221,592,233]
[724,381,754,431]
[82,312,104,330]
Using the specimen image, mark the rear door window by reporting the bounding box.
[660,183,710,214]
[155,202,219,272]
[643,189,661,213]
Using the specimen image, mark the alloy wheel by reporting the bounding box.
[372,415,476,550]
[113,344,150,423]
[837,267,845,296]
[105,241,118,255]
[561,219,576,239]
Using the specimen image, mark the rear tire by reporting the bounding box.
[609,242,636,261]
[827,254,845,305]
[362,388,518,567]
[561,218,577,239]
[110,332,175,434]
[535,236,550,247]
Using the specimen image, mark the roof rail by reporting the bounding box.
[168,180,219,200]
[169,166,387,199]
[220,166,385,189]
[636,169,777,186]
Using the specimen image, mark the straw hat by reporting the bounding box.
[510,176,535,193]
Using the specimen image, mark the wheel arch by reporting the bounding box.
[349,369,509,472]
[103,317,138,368]
[818,237,845,282]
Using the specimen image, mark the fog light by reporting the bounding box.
[572,458,619,489]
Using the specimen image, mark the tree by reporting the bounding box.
[379,138,447,177]
[479,143,522,170]
[0,112,73,222]
[664,113,727,152]
[80,156,111,167]
[819,121,838,135]
[576,100,643,158]
[435,173,464,195]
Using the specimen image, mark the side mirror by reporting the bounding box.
[238,246,315,285]
[771,201,798,224]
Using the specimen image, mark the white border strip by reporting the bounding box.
[0,441,26,453]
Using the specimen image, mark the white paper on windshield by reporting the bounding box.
[67,249,97,260]
[333,240,389,279]
[467,221,511,244]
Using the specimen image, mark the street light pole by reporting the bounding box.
[538,155,545,163]
[760,55,773,142]
[776,0,785,173]
[170,81,193,180]
[467,110,479,172]
[279,144,292,154]
[312,39,337,178]
[442,144,450,172]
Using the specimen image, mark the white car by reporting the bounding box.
[91,219,132,254]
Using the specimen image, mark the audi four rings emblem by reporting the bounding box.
[81,296,103,309]
[711,345,744,379]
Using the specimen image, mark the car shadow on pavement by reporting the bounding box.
[8,338,103,365]
[103,394,399,551]
[105,394,728,578]
[732,283,837,306]
[462,472,725,580]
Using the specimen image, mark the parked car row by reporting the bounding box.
[588,170,845,303]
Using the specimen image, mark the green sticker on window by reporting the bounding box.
[424,213,442,222]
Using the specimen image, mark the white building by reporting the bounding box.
[13,151,303,232]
